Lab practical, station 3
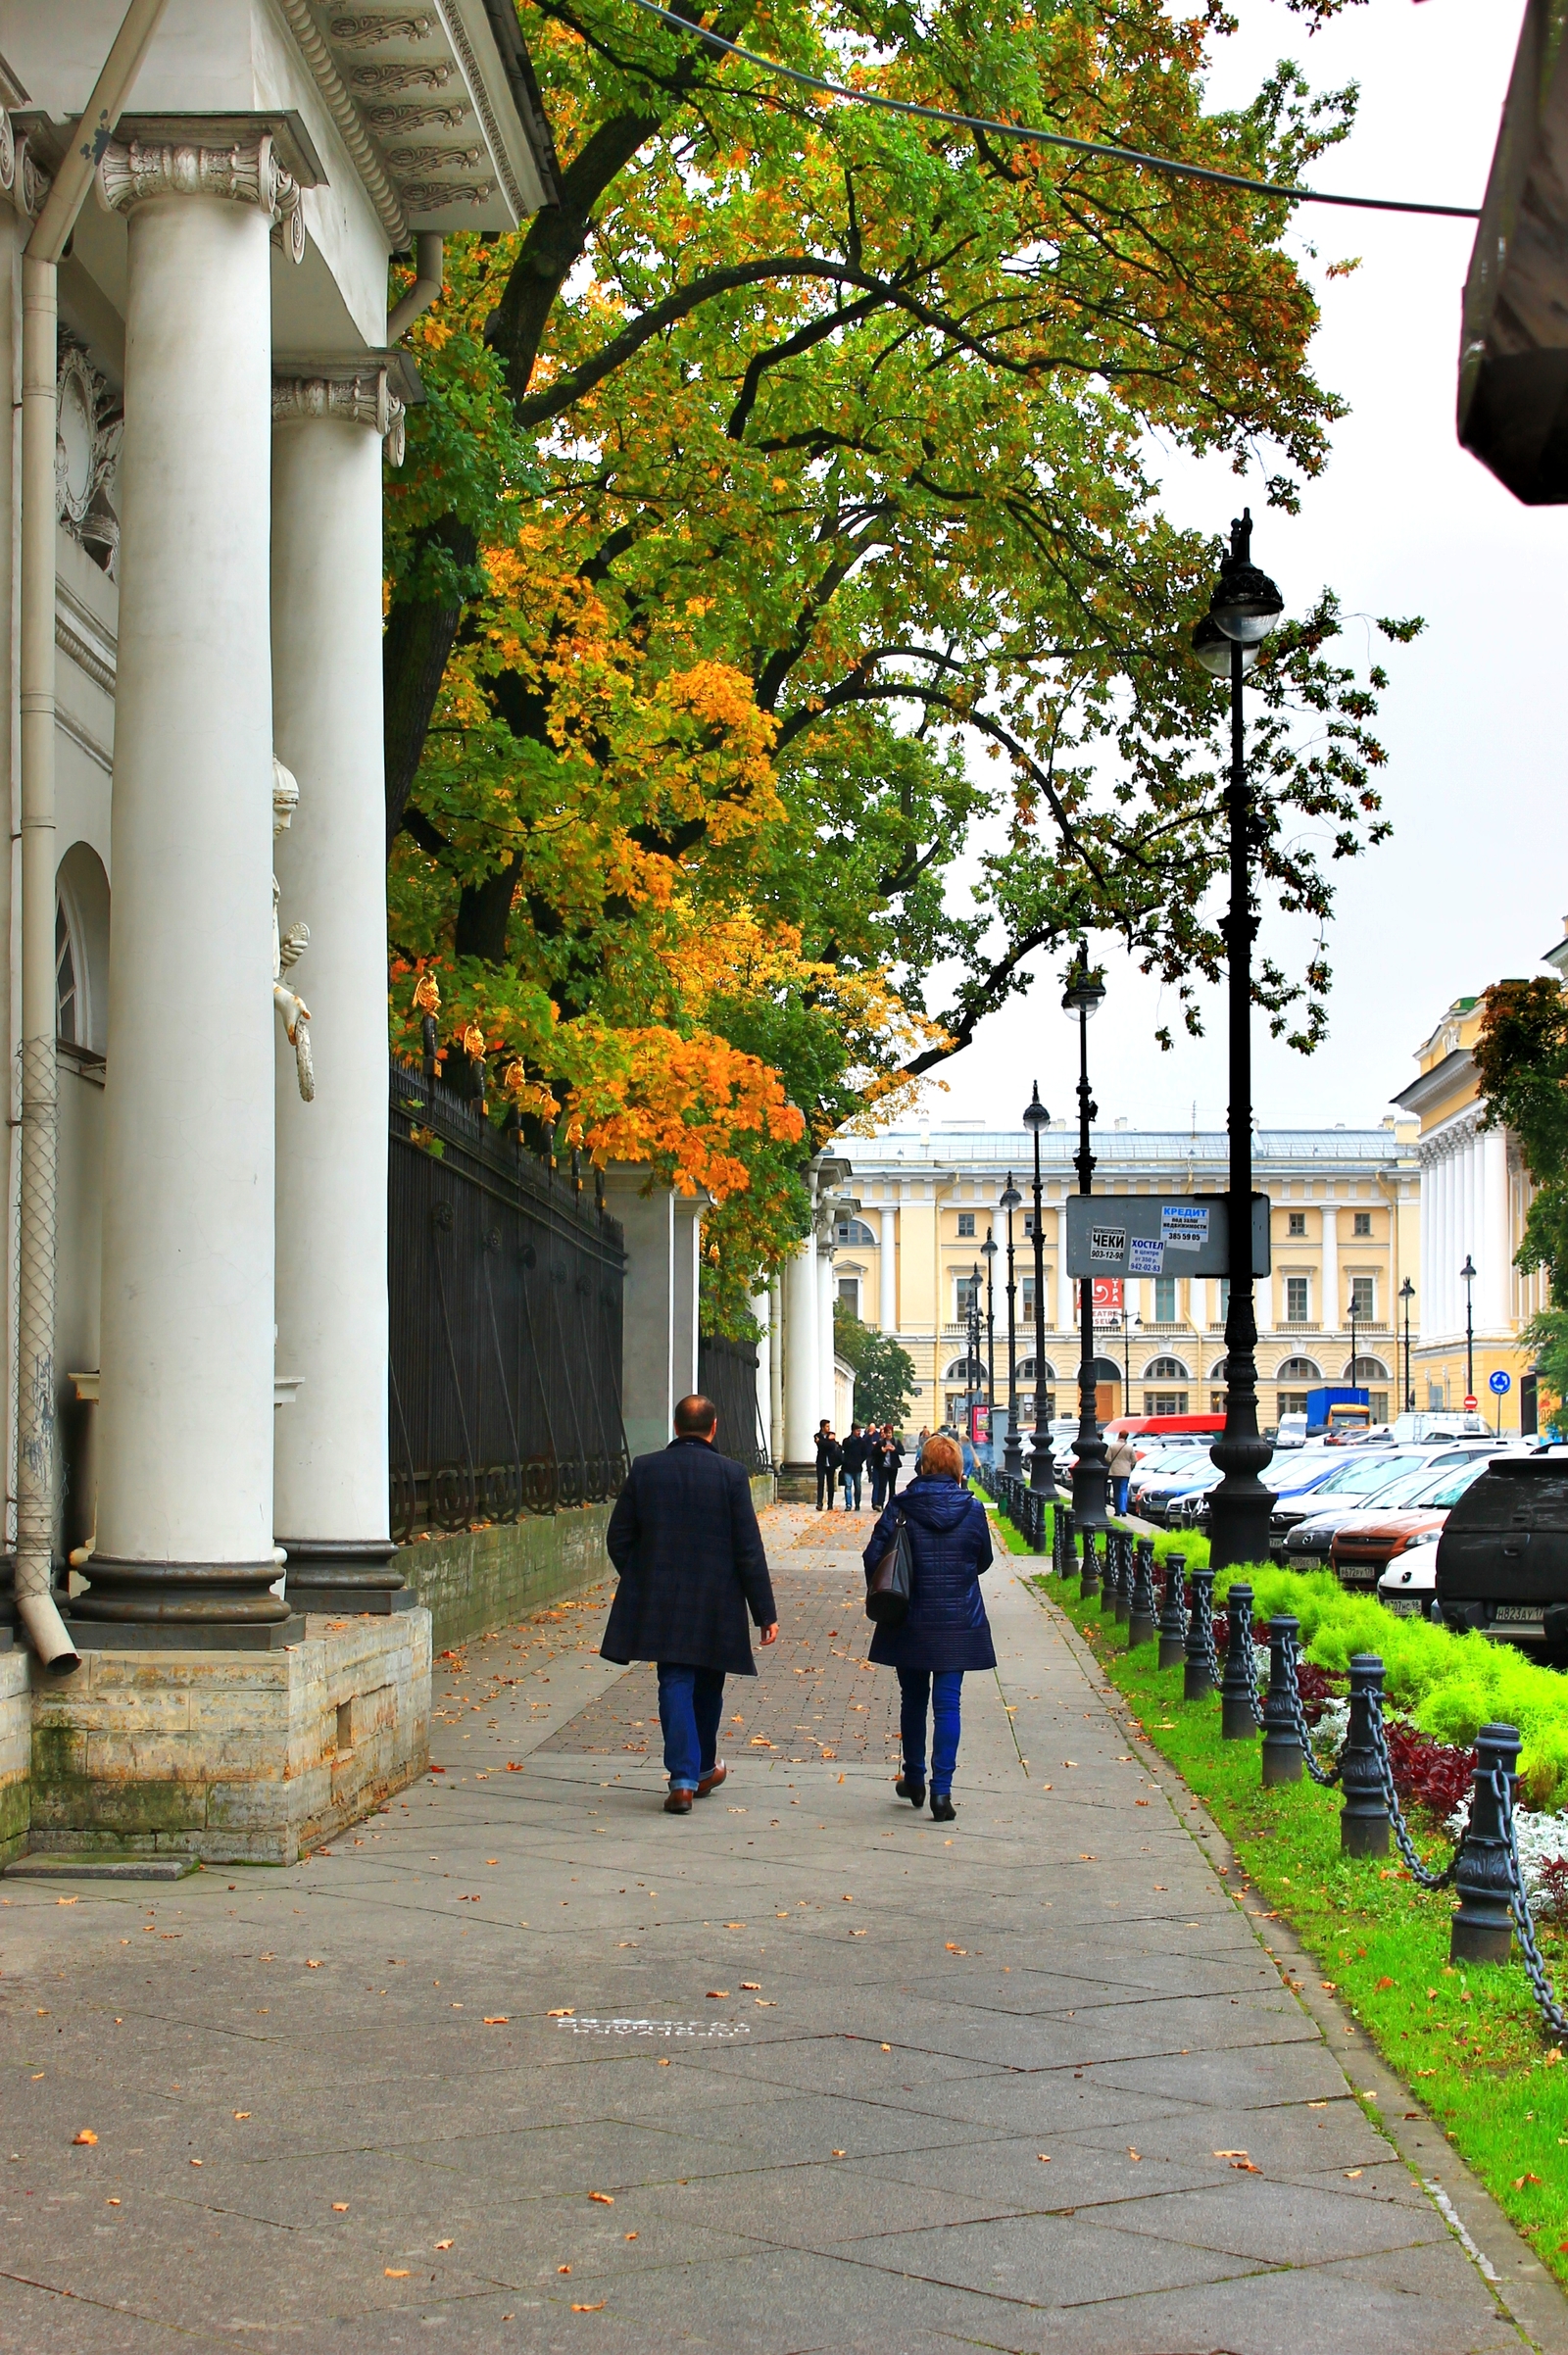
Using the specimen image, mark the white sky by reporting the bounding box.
[897,0,1561,1138]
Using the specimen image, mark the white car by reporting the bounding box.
[1378,1534,1440,1616]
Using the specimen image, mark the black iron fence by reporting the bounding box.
[389,1061,628,1538]
[697,1331,771,1475]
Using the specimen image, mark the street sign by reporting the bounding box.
[1065,1193,1271,1280]
[1091,1276,1123,1329]
[1463,1393,1479,1411]
[1489,1369,1512,1397]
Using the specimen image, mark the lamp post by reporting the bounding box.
[1191,508,1284,1570]
[1348,1288,1359,1405]
[1063,943,1109,1531]
[1461,1253,1477,1403]
[981,1226,998,1461]
[966,1260,982,1443]
[1023,1085,1056,1495]
[1399,1276,1415,1413]
[1122,1307,1141,1402]
[1001,1173,1022,1475]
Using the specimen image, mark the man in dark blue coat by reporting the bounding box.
[602,1394,778,1814]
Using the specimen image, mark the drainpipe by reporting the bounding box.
[15,0,167,1673]
[385,232,443,341]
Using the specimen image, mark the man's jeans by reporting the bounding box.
[897,1667,963,1795]
[1114,1476,1130,1513]
[843,1469,862,1509]
[869,1471,887,1510]
[657,1662,725,1791]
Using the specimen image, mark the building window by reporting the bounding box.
[55,901,77,1045]
[955,1275,980,1318]
[1427,1380,1446,1409]
[1287,1211,1305,1237]
[1277,1390,1309,1416]
[1353,1211,1372,1237]
[1023,1212,1038,1236]
[1146,1391,1188,1416]
[1019,1275,1037,1322]
[837,1278,859,1316]
[1369,1392,1389,1423]
[1348,1275,1376,1321]
[834,1217,876,1246]
[1153,1275,1177,1324]
[1210,1391,1226,1413]
[1144,1355,1190,1381]
[1285,1275,1309,1321]
[1218,1277,1231,1320]
[1278,1355,1322,1382]
[956,1211,975,1238]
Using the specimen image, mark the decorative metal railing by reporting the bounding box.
[698,1331,771,1476]
[388,1061,627,1537]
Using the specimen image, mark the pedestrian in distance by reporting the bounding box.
[602,1394,778,1815]
[1106,1432,1136,1516]
[883,1424,904,1499]
[862,1431,994,1823]
[868,1429,888,1513]
[814,1420,843,1511]
[841,1421,868,1510]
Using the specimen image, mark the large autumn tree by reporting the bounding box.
[385,0,1412,1318]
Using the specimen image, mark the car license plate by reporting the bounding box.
[1493,1605,1544,1626]
[1293,1550,1324,1568]
[1339,1565,1376,1585]
[1384,1596,1420,1616]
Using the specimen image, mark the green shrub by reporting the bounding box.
[1207,1563,1568,1813]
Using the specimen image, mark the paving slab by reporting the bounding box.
[0,1502,1558,2352]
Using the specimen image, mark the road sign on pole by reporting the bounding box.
[1463,1393,1479,1411]
[1064,1193,1271,1280]
[1489,1369,1511,1397]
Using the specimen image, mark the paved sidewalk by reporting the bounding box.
[0,1502,1557,2352]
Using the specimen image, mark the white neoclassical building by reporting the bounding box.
[0,1,557,1857]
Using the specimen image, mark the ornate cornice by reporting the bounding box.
[97,134,306,263]
[273,0,410,247]
[436,0,527,221]
[272,366,407,465]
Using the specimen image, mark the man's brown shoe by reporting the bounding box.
[663,1790,694,1814]
[696,1760,727,1798]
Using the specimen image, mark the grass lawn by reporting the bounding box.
[971,1480,1053,1557]
[1033,1569,1568,2287]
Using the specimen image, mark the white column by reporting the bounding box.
[602,1171,674,1461]
[783,1235,817,1462]
[270,375,398,1605]
[86,143,288,1629]
[672,1195,703,1400]
[817,1245,835,1423]
[1483,1125,1510,1333]
[1320,1197,1339,1363]
[879,1206,897,1331]
[767,1277,783,1464]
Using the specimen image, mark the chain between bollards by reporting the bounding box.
[1218,1580,1262,1740]
[1128,1540,1156,1648]
[1183,1565,1221,1701]
[1156,1554,1187,1669]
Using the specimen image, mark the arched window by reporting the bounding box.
[834,1217,876,1246]
[55,844,109,1056]
[1014,1357,1055,1382]
[1143,1354,1190,1381]
[1345,1354,1390,1382]
[1277,1355,1322,1381]
[945,1355,986,1382]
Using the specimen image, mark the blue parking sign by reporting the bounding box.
[1489,1369,1511,1396]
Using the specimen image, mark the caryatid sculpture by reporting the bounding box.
[271,757,315,1102]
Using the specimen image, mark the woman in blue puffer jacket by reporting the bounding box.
[861,1431,994,1823]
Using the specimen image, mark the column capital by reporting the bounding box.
[98,125,309,263]
[273,364,407,465]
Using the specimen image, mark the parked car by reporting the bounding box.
[1378,1547,1440,1617]
[1275,1412,1308,1448]
[1186,1451,1347,1535]
[1135,1459,1224,1528]
[1436,1455,1568,1658]
[1322,1454,1501,1591]
[1390,1410,1492,1444]
[1265,1447,1429,1558]
[1285,1447,1503,1581]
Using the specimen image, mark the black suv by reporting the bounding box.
[1435,1455,1568,1659]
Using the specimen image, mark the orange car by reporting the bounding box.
[1329,1457,1494,1594]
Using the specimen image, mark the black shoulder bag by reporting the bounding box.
[864,1505,913,1628]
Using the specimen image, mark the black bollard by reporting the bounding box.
[1100,1528,1120,1615]
[1339,1654,1391,1857]
[1156,1557,1187,1669]
[1128,1540,1157,1648]
[1219,1581,1258,1741]
[1260,1615,1303,1785]
[1449,1723,1522,1966]
[1057,1504,1075,1577]
[1183,1566,1216,1701]
[1111,1530,1132,1623]
[1079,1527,1101,1600]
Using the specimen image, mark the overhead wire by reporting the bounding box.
[617,0,1481,221]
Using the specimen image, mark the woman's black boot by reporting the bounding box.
[895,1774,925,1807]
[930,1792,956,1823]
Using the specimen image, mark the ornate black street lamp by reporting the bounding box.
[1399,1276,1415,1412]
[965,1259,983,1442]
[1063,944,1109,1531]
[981,1226,998,1459]
[1001,1173,1023,1475]
[1348,1287,1360,1403]
[1122,1307,1141,1403]
[1023,1085,1056,1495]
[1461,1253,1477,1402]
[1192,508,1284,1569]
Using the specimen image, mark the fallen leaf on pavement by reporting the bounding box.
[233,2112,251,2121]
[706,1990,728,1999]
[385,2269,410,2279]
[571,2304,607,2313]
[548,2008,574,2018]
[589,2191,614,2205]
[1345,2170,1364,2181]
[1214,2151,1249,2159]
[72,2131,97,2146]
[624,2232,638,2241]
[559,2266,571,2275]
[332,2203,349,2212]
[436,2239,454,2249]
[741,1983,760,1991]
[1037,2154,1051,2163]
[483,2017,510,2025]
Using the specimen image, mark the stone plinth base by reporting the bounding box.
[777,1461,817,1502]
[24,1610,431,1865]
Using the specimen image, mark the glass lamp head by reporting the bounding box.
[1061,950,1105,1021]
[1192,613,1260,678]
[1000,1176,1022,1212]
[981,1230,998,1261]
[1205,507,1284,645]
[1023,1084,1049,1132]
